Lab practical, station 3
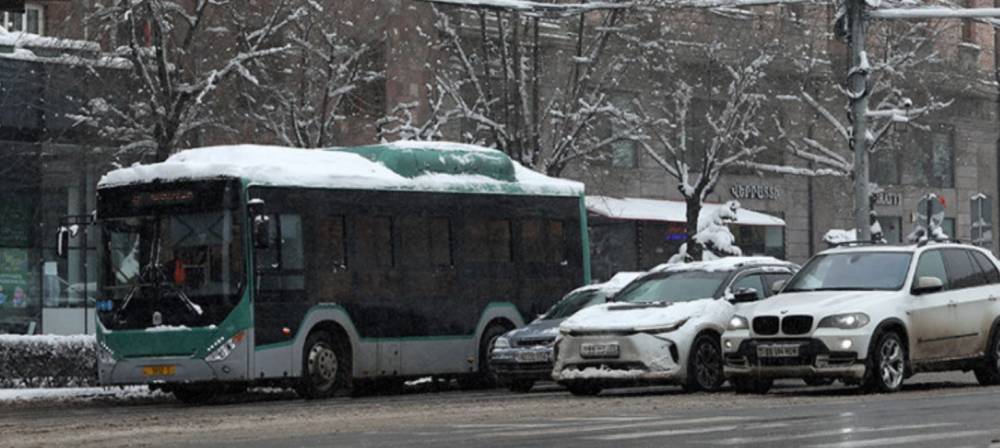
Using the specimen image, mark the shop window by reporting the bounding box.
[902,125,954,188]
[356,216,394,268]
[876,216,902,243]
[943,217,956,239]
[871,147,901,186]
[3,4,43,35]
[735,225,785,259]
[971,194,993,248]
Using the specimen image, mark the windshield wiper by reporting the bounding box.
[116,219,203,321]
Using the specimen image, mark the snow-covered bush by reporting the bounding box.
[0,335,97,388]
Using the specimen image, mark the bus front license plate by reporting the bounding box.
[580,342,620,359]
[142,365,177,377]
[756,344,799,358]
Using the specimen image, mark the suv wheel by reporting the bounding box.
[974,327,1000,386]
[684,334,725,392]
[862,331,906,393]
[731,377,772,394]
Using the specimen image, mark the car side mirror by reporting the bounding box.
[730,287,759,304]
[771,280,786,295]
[912,276,944,295]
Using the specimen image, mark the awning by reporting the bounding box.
[586,195,786,227]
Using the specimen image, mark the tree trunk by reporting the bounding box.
[685,196,703,261]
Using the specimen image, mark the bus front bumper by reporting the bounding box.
[99,344,249,386]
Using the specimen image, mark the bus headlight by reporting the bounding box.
[97,341,116,365]
[206,331,246,362]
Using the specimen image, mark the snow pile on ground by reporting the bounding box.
[0,334,97,388]
[0,386,163,404]
[99,143,583,196]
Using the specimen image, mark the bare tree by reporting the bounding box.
[238,0,388,148]
[77,0,307,162]
[377,2,641,176]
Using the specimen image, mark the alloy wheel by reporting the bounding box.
[879,337,904,389]
[694,340,722,389]
[309,342,339,387]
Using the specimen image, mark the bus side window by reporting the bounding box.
[520,219,544,263]
[400,216,430,268]
[319,215,347,272]
[547,220,566,264]
[357,215,394,268]
[429,217,452,266]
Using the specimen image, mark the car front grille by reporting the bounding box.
[753,316,780,335]
[516,337,556,347]
[781,316,814,335]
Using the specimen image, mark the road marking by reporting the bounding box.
[476,416,756,439]
[806,430,992,448]
[711,423,958,445]
[586,422,790,441]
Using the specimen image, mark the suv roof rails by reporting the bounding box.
[916,237,963,247]
[828,240,886,248]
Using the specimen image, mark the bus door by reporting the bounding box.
[253,212,308,377]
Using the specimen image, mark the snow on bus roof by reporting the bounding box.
[98,143,584,197]
[586,195,785,227]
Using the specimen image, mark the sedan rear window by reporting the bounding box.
[784,252,912,292]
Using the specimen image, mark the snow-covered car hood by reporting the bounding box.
[560,298,727,332]
[749,290,899,316]
[506,318,562,342]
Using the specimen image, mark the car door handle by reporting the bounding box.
[947,301,958,307]
[990,296,998,302]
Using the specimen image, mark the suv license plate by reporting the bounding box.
[580,342,620,359]
[757,344,800,358]
[516,351,551,363]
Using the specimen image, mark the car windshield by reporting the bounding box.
[784,252,912,292]
[543,289,605,319]
[613,271,728,304]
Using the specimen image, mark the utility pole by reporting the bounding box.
[848,0,872,241]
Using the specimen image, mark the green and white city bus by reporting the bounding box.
[87,142,589,401]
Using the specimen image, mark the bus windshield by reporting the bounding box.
[100,211,244,330]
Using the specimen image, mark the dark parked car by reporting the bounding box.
[489,272,643,392]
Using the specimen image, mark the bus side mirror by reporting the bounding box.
[56,226,72,260]
[253,214,270,249]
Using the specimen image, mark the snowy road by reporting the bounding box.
[2,372,999,448]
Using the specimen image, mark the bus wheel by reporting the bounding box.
[296,331,350,399]
[458,323,509,389]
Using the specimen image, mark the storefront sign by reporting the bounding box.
[730,184,781,200]
[875,191,902,206]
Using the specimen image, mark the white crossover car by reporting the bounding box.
[552,257,797,396]
[724,242,1000,394]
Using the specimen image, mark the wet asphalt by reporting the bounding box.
[2,372,999,448]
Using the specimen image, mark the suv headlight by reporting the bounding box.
[206,331,246,362]
[727,315,750,331]
[817,313,870,330]
[493,336,510,349]
[634,318,689,334]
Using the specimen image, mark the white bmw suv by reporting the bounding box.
[724,242,1000,394]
